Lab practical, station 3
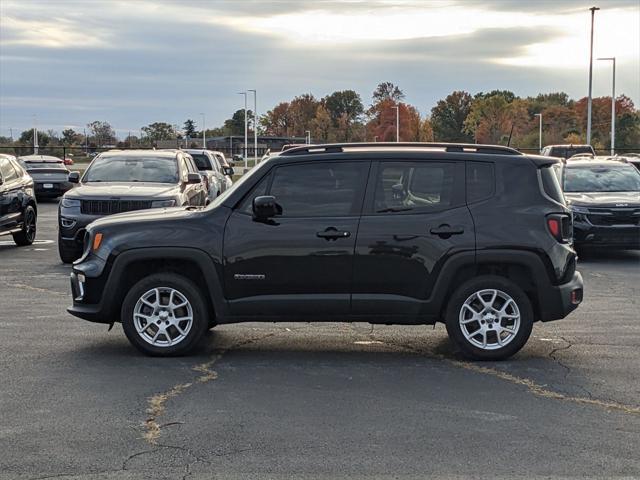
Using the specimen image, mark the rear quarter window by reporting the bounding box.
[466,162,495,203]
[540,165,565,204]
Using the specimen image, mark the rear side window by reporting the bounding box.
[374,162,458,213]
[540,165,565,203]
[466,162,494,203]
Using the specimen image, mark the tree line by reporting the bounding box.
[2,82,638,153]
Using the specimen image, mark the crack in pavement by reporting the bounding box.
[1,281,67,297]
[142,332,278,445]
[547,336,595,400]
[369,336,640,417]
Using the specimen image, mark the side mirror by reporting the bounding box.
[252,195,279,220]
[223,166,234,176]
[187,172,201,184]
[68,171,80,183]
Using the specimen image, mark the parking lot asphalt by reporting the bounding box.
[1,201,639,479]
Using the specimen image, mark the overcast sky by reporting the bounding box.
[0,0,638,138]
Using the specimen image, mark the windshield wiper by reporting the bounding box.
[376,207,413,213]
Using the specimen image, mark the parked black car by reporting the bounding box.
[17,154,72,199]
[58,149,207,263]
[557,158,640,250]
[541,144,595,160]
[0,154,37,246]
[68,143,583,360]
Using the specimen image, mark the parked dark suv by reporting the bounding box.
[0,154,37,246]
[556,157,640,250]
[67,143,583,360]
[58,149,207,263]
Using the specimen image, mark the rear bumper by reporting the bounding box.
[35,181,72,197]
[538,271,583,322]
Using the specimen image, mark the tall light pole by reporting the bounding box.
[393,105,400,142]
[534,113,543,153]
[586,6,600,145]
[32,115,38,154]
[305,130,311,144]
[200,113,206,149]
[248,89,257,163]
[598,56,616,155]
[238,92,248,171]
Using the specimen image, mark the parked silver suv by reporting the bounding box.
[184,149,234,201]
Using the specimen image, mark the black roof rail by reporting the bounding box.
[279,142,523,156]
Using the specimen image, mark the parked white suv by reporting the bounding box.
[184,149,233,201]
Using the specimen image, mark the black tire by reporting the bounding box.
[58,233,82,263]
[445,275,533,361]
[121,273,209,356]
[12,205,37,246]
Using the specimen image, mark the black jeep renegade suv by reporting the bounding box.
[67,143,583,360]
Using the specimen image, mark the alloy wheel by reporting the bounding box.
[459,289,521,350]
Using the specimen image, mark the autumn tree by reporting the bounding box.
[430,90,474,142]
[261,102,293,136]
[372,82,405,104]
[464,93,531,145]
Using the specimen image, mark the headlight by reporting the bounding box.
[61,198,81,208]
[571,206,589,214]
[151,199,176,208]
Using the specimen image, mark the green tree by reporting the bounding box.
[223,109,254,136]
[62,128,80,145]
[430,91,474,142]
[87,121,116,146]
[184,119,197,138]
[141,122,176,142]
[372,82,405,104]
[323,90,364,141]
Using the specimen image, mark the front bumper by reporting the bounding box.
[68,256,113,324]
[538,271,584,322]
[573,222,640,249]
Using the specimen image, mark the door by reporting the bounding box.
[0,158,22,231]
[223,160,370,317]
[352,160,475,316]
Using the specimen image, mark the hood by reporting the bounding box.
[66,182,179,199]
[89,206,202,230]
[565,191,640,208]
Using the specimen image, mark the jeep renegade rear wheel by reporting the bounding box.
[122,273,208,356]
[445,275,533,361]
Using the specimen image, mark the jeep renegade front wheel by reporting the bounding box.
[445,275,533,361]
[122,273,208,356]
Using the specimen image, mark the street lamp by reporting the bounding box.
[534,113,543,153]
[32,114,38,154]
[305,130,311,144]
[598,57,616,155]
[199,113,206,149]
[248,89,258,163]
[586,6,600,145]
[238,92,248,171]
[393,106,400,142]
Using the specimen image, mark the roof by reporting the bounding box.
[280,142,523,157]
[565,158,635,168]
[183,149,225,156]
[543,144,593,148]
[17,154,64,162]
[99,149,180,158]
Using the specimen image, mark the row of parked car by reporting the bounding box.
[0,149,235,260]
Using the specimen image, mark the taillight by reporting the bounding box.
[546,214,572,243]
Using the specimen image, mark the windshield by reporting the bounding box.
[564,166,640,192]
[83,156,179,183]
[552,146,594,159]
[190,153,213,171]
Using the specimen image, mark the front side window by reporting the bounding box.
[270,162,369,217]
[83,156,179,183]
[374,162,457,213]
[564,165,640,192]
